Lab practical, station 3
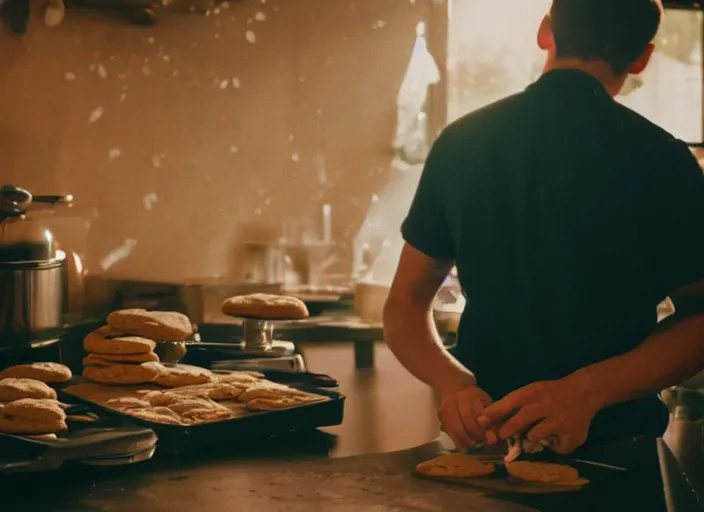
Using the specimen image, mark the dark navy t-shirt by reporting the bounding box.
[402,69,704,444]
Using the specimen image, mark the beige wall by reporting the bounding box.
[0,0,435,282]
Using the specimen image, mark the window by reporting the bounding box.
[447,1,703,143]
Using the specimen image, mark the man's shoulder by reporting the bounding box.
[610,99,679,144]
[443,93,525,140]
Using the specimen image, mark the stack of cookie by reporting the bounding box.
[0,362,73,440]
[82,309,193,386]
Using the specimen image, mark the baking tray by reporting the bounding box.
[61,378,345,454]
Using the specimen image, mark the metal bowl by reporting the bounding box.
[154,341,190,364]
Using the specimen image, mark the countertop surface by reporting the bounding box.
[1,341,696,511]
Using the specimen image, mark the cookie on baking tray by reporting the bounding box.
[221,293,310,320]
[415,453,496,478]
[139,390,187,406]
[246,396,310,411]
[167,382,246,400]
[0,362,72,384]
[84,330,156,356]
[83,362,161,385]
[237,382,308,402]
[105,397,152,410]
[214,371,263,384]
[505,461,582,484]
[127,406,183,425]
[107,309,193,341]
[148,363,214,388]
[83,351,160,366]
[166,397,233,422]
[0,378,57,402]
[178,406,234,423]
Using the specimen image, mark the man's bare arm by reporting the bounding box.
[570,284,704,411]
[383,243,476,393]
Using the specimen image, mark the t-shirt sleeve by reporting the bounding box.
[400,131,456,261]
[650,140,704,298]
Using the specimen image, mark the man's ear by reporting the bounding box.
[537,14,554,51]
[629,43,655,75]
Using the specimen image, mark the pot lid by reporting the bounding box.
[0,185,73,264]
[0,217,61,263]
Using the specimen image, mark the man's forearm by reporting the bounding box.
[570,314,704,410]
[383,299,476,393]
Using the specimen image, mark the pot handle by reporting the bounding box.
[31,194,74,205]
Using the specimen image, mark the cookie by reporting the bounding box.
[127,406,183,425]
[0,398,67,434]
[139,390,185,406]
[0,378,57,402]
[215,371,263,384]
[177,406,233,423]
[83,352,159,366]
[149,382,246,401]
[83,363,161,385]
[0,416,68,434]
[247,396,306,411]
[2,398,66,423]
[206,383,247,400]
[150,364,214,388]
[221,293,309,320]
[105,397,152,410]
[415,453,496,478]
[166,397,233,423]
[237,382,306,402]
[505,461,580,484]
[107,309,193,341]
[93,325,126,338]
[84,330,156,355]
[0,363,72,384]
[23,433,59,442]
[165,396,219,413]
[170,383,245,400]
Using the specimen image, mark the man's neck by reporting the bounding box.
[543,58,626,97]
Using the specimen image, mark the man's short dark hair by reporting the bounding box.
[550,0,663,75]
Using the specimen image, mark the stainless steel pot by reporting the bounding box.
[0,185,73,348]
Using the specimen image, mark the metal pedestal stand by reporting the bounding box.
[209,316,305,371]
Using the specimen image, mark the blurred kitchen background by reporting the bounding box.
[1,0,702,325]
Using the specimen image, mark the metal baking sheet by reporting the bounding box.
[61,378,345,454]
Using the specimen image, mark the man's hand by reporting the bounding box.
[476,376,601,455]
[439,386,496,450]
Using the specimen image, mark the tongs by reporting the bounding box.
[464,436,532,461]
[464,437,626,471]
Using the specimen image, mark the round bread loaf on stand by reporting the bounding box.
[221,293,310,320]
[220,293,310,357]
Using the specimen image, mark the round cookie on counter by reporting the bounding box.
[415,453,497,478]
[505,461,585,485]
